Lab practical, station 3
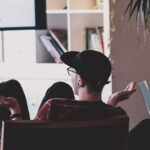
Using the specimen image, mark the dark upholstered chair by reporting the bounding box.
[1,116,129,150]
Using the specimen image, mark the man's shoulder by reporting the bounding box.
[51,99,126,114]
[49,99,127,121]
[103,104,127,116]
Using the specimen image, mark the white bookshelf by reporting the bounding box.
[46,10,103,14]
[70,10,103,14]
[45,0,107,54]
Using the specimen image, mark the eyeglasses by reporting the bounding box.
[67,67,77,76]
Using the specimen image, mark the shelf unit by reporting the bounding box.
[42,0,110,62]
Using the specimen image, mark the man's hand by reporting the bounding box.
[0,95,21,115]
[107,81,136,106]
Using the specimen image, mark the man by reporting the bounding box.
[35,50,136,120]
[0,50,136,120]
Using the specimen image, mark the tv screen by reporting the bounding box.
[0,0,46,30]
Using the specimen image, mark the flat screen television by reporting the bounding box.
[0,0,47,30]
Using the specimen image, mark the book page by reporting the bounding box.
[138,81,150,114]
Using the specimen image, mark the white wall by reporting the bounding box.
[111,0,150,129]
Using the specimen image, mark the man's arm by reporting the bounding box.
[0,96,22,120]
[107,81,136,107]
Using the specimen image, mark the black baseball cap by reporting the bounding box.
[61,50,111,86]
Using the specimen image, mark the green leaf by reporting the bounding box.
[124,0,150,32]
[124,0,134,16]
[129,0,141,18]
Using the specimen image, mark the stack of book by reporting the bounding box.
[86,27,104,53]
[40,29,68,63]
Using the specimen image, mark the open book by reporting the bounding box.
[138,80,150,114]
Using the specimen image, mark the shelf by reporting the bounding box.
[43,1,105,62]
[46,9,103,14]
[46,10,68,14]
[70,9,103,14]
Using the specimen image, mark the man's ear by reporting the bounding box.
[77,75,84,87]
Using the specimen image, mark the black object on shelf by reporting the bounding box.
[63,6,67,9]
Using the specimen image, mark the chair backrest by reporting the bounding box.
[1,116,129,150]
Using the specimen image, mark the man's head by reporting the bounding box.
[61,50,112,95]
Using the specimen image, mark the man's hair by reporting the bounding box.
[84,79,105,93]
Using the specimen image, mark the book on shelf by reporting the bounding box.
[91,33,100,51]
[85,26,104,53]
[86,28,96,50]
[48,33,64,55]
[40,34,62,63]
[40,29,68,63]
[48,29,68,53]
[97,26,104,53]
